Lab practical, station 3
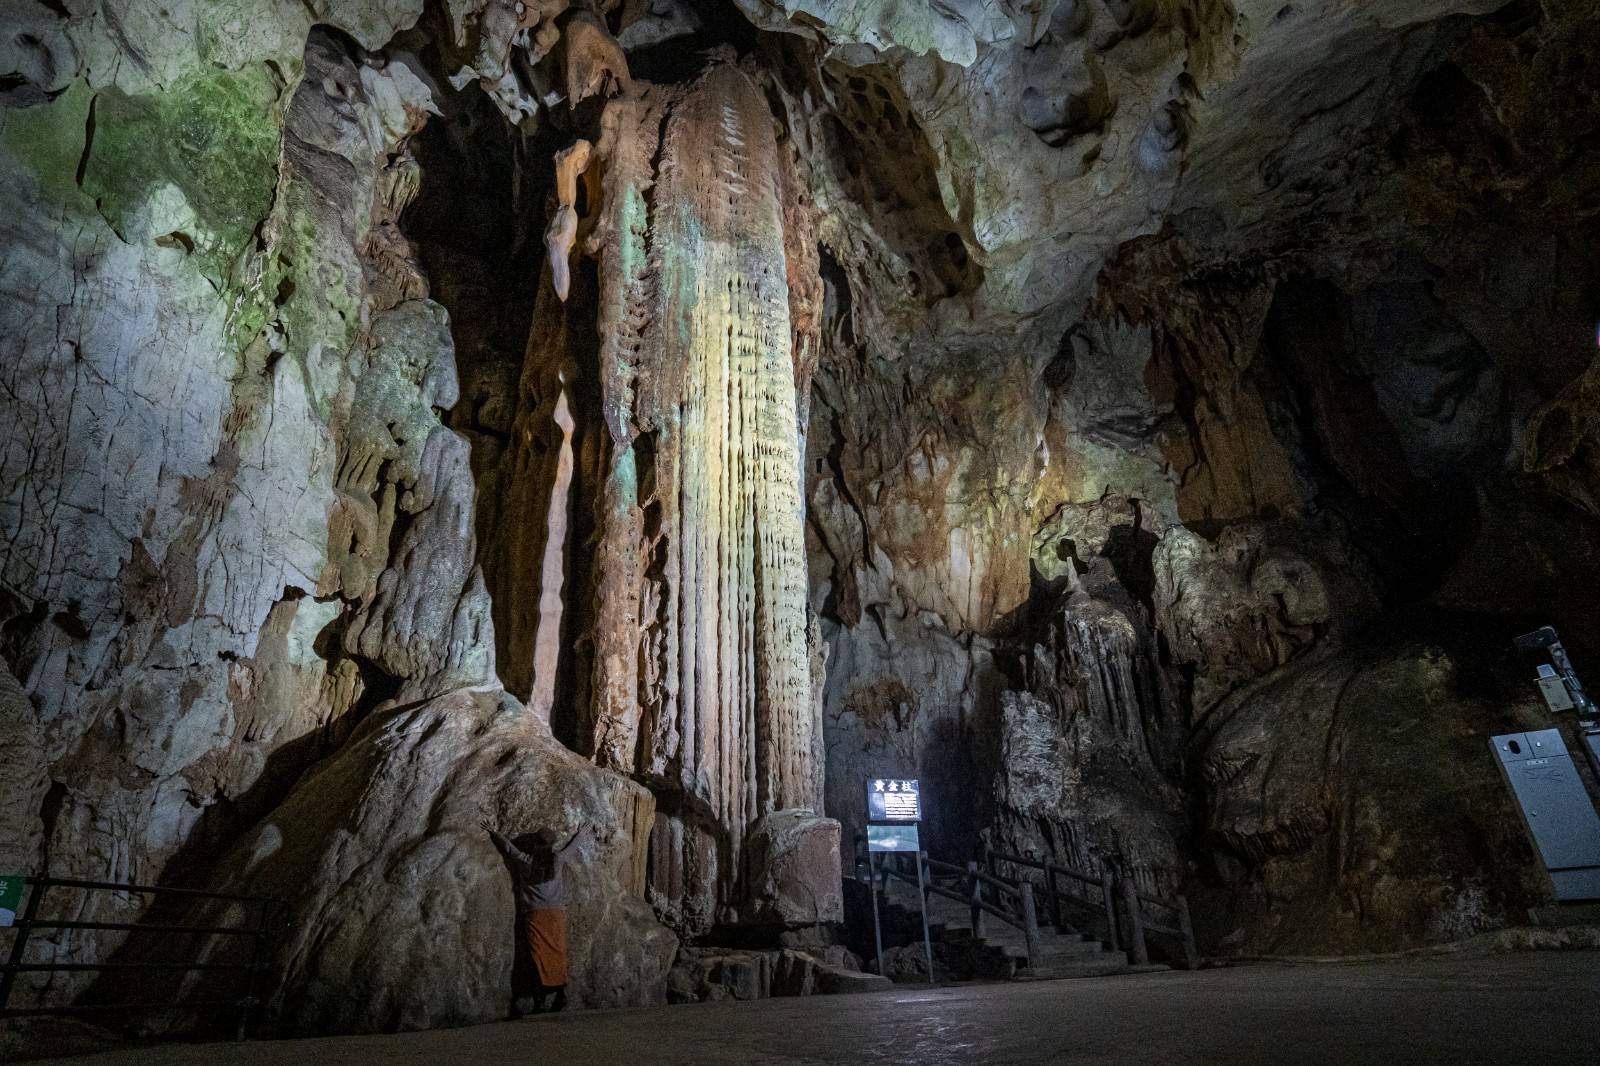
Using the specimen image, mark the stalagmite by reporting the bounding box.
[527,382,577,721]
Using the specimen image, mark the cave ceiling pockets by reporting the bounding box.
[25,0,430,96]
[739,0,1218,358]
[443,0,639,129]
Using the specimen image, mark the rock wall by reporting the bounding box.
[0,2,680,1033]
[788,0,1600,954]
[1,5,441,997]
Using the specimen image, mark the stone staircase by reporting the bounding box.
[873,875,1166,983]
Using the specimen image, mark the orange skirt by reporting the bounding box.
[523,907,568,987]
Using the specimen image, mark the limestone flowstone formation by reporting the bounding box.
[0,6,683,1036]
[506,60,837,934]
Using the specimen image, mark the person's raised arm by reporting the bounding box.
[481,820,524,862]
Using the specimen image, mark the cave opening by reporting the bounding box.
[623,0,759,82]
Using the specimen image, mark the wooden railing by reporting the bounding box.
[872,854,1069,972]
[985,848,1197,969]
[985,849,1118,950]
[1125,883,1197,969]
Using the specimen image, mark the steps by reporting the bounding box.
[868,875,1165,984]
[1529,902,1600,928]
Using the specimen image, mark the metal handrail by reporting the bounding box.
[0,873,286,1039]
[26,920,262,936]
[24,876,269,902]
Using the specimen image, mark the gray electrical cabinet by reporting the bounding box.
[1492,729,1600,901]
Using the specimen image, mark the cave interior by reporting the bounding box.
[3,0,1600,1039]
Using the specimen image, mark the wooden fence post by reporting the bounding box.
[1044,865,1062,931]
[1019,882,1041,969]
[966,860,983,938]
[1100,868,1119,952]
[1176,894,1198,970]
[1119,876,1148,966]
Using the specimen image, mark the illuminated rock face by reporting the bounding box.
[0,18,682,1032]
[648,65,815,823]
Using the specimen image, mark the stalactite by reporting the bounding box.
[1048,598,1162,762]
[487,279,584,705]
[527,383,575,721]
[545,139,592,302]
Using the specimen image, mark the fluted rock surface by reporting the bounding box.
[484,62,835,933]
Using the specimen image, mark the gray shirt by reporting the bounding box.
[492,832,569,911]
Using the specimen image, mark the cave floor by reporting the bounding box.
[53,951,1598,1065]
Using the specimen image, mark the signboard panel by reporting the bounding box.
[867,823,920,853]
[0,874,24,927]
[866,778,921,822]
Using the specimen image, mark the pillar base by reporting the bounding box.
[741,810,844,928]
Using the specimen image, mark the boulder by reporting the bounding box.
[669,945,885,1002]
[817,964,894,994]
[741,809,845,928]
[192,686,676,1034]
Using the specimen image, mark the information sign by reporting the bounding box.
[862,778,935,981]
[0,874,23,927]
[866,778,921,822]
[867,823,920,853]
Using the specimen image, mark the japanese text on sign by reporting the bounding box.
[866,778,921,822]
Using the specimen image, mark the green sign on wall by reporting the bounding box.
[0,875,24,927]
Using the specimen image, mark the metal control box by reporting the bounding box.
[1492,729,1600,901]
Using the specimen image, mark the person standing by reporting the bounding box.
[482,821,582,1013]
